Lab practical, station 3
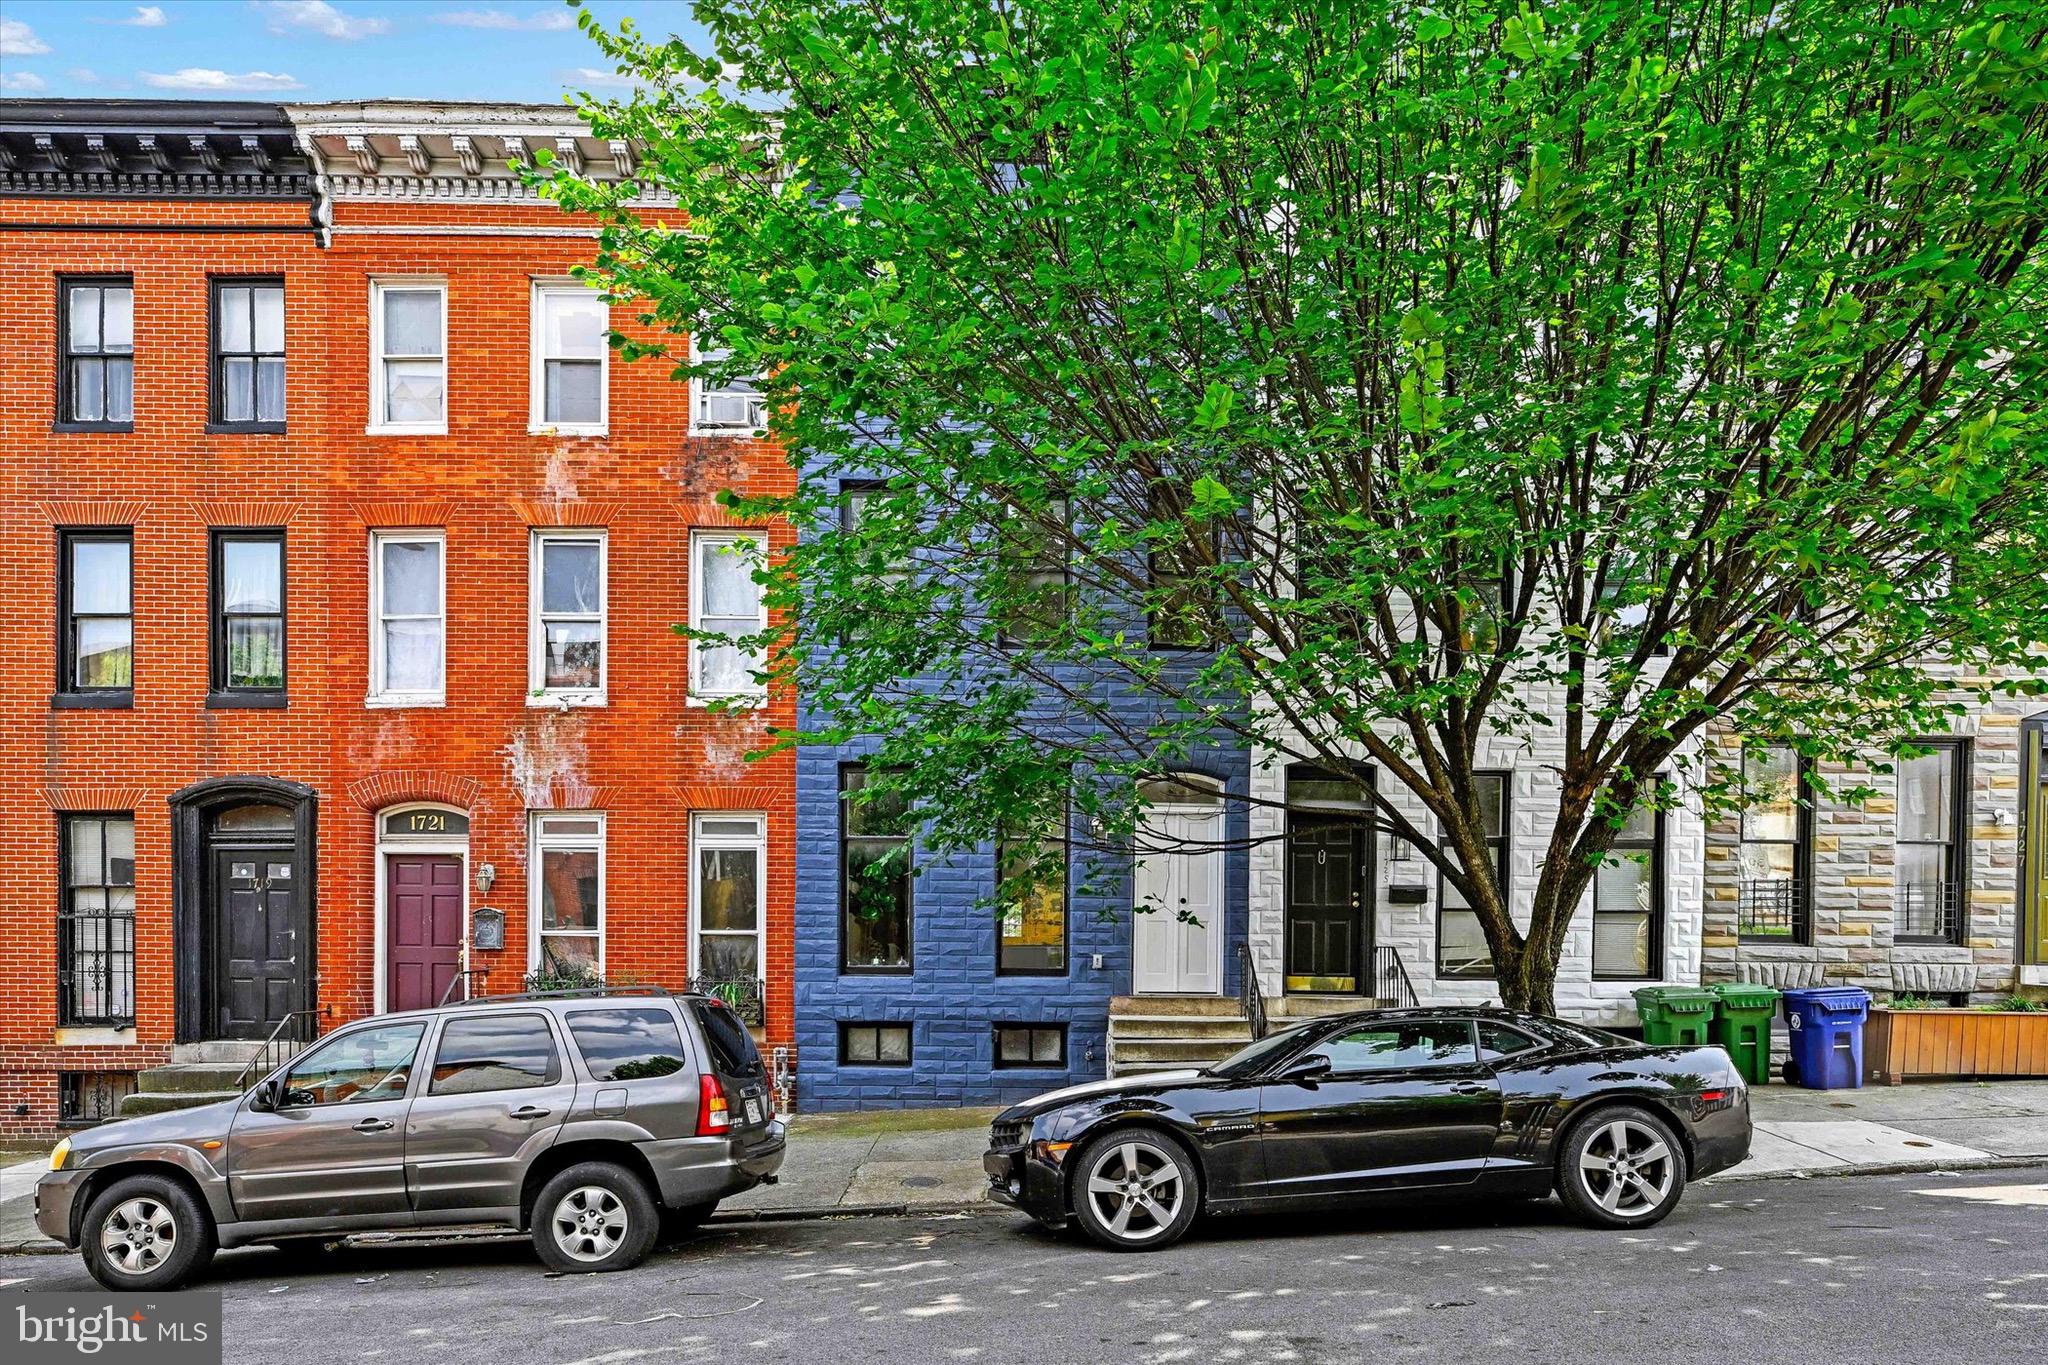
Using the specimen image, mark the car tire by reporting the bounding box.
[1067,1128,1200,1252]
[532,1162,661,1274]
[79,1174,217,1292]
[1555,1105,1689,1229]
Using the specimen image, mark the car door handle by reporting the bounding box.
[509,1106,552,1121]
[1450,1082,1490,1095]
[352,1117,394,1133]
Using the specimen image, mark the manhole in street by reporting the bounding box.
[900,1176,943,1189]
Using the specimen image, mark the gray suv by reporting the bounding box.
[36,990,785,1289]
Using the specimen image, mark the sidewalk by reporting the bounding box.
[6,1082,2045,1251]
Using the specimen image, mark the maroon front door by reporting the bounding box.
[388,854,463,1012]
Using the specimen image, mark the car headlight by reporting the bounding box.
[50,1137,70,1172]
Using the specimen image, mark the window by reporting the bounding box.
[1896,741,1968,944]
[210,531,285,700]
[1592,805,1662,979]
[369,532,444,705]
[992,1024,1066,1068]
[692,814,765,988]
[58,277,133,428]
[687,998,764,1077]
[210,278,285,428]
[530,532,606,702]
[841,766,913,972]
[995,499,1072,644]
[369,280,446,433]
[279,1022,425,1107]
[838,481,906,640]
[691,344,765,434]
[997,803,1067,975]
[58,1072,136,1125]
[58,814,135,1027]
[1738,745,1810,942]
[531,281,608,432]
[1438,773,1508,978]
[1148,520,1214,649]
[839,1022,913,1066]
[530,813,604,976]
[1476,1021,1544,1061]
[689,532,767,699]
[428,1013,561,1095]
[59,530,133,700]
[1309,1020,1478,1074]
[566,1008,688,1082]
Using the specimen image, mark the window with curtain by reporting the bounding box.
[530,532,606,699]
[531,814,604,976]
[690,532,766,699]
[212,531,285,696]
[693,815,764,985]
[59,814,135,1026]
[532,283,607,429]
[212,279,285,427]
[370,532,444,703]
[371,281,445,431]
[60,531,133,697]
[1592,805,1661,978]
[60,278,134,427]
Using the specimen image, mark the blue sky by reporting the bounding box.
[0,1,706,103]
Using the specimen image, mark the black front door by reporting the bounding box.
[1286,818,1368,992]
[213,843,304,1039]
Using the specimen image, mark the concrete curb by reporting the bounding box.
[710,1199,992,1224]
[1705,1153,2046,1185]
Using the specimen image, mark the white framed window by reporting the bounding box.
[369,531,445,706]
[529,812,605,976]
[368,279,447,434]
[690,344,766,435]
[691,814,765,988]
[689,531,767,701]
[529,530,606,705]
[530,281,608,434]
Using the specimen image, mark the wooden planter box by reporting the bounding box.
[1864,1006,2048,1085]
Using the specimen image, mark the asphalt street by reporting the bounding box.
[3,1165,2044,1365]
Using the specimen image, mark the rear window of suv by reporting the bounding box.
[565,1008,689,1082]
[689,999,763,1077]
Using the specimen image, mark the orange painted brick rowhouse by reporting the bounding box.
[0,99,795,1137]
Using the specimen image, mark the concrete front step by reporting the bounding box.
[1269,995,1393,1019]
[169,1041,267,1066]
[1107,1015,1256,1040]
[1110,1037,1248,1063]
[1108,995,1241,1017]
[137,1063,252,1094]
[1109,1057,1227,1076]
[119,1089,239,1118]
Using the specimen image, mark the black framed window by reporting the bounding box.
[1738,745,1811,942]
[992,1023,1066,1068]
[1438,773,1508,978]
[839,1022,913,1066]
[58,277,134,429]
[1592,805,1663,979]
[58,530,133,701]
[58,1072,136,1125]
[210,530,285,702]
[1147,530,1216,649]
[997,801,1067,975]
[1896,740,1969,945]
[210,278,286,429]
[995,499,1072,644]
[58,814,136,1027]
[841,765,913,972]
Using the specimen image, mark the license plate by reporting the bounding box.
[744,1097,765,1125]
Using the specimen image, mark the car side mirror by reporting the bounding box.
[248,1079,279,1112]
[1280,1054,1332,1083]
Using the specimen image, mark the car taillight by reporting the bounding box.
[697,1073,731,1136]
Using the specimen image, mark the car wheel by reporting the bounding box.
[80,1174,216,1292]
[1068,1128,1199,1252]
[532,1162,661,1274]
[1556,1106,1688,1229]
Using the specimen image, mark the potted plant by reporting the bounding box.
[1864,994,2048,1084]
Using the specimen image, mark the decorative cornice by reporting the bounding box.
[42,499,149,526]
[349,498,452,528]
[42,785,152,812]
[346,771,484,812]
[509,498,622,527]
[190,498,301,527]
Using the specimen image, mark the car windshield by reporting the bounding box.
[1207,1022,1318,1079]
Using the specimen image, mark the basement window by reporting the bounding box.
[58,1072,136,1126]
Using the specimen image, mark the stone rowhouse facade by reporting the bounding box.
[0,99,795,1137]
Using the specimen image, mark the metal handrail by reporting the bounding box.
[437,968,490,1006]
[1237,942,1269,1041]
[232,1008,321,1092]
[1373,945,1419,1009]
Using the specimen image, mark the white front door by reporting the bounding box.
[1133,808,1224,994]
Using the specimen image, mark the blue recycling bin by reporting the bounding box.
[1780,986,1871,1089]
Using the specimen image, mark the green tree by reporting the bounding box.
[553,0,2048,1011]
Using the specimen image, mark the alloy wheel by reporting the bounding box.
[1576,1118,1676,1216]
[100,1196,177,1276]
[1083,1139,1185,1243]
[551,1185,630,1263]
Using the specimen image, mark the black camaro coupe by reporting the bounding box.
[984,1007,1751,1251]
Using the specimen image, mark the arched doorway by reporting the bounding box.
[375,803,470,1013]
[169,777,317,1043]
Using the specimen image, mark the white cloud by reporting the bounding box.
[141,67,305,92]
[1,18,52,55]
[124,6,170,26]
[255,1,391,41]
[0,70,49,94]
[564,66,645,89]
[435,7,574,29]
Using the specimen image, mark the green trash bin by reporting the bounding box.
[1632,986,1718,1047]
[1710,983,1782,1085]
